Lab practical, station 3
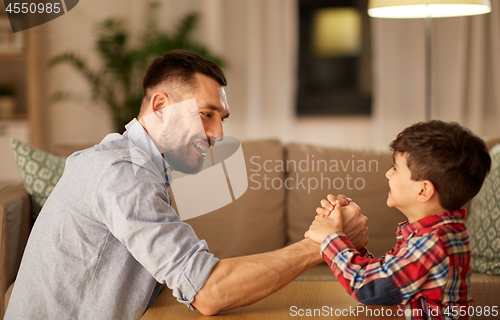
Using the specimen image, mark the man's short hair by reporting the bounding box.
[140,50,226,115]
[390,120,491,211]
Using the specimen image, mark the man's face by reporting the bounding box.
[145,73,230,174]
[385,152,421,213]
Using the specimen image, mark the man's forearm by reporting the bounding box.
[192,238,323,315]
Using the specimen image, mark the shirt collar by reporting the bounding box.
[396,208,467,239]
[124,118,171,183]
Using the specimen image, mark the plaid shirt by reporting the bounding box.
[320,209,472,320]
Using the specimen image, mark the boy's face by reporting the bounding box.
[385,152,422,213]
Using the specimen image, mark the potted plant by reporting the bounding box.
[0,83,16,118]
[49,1,224,132]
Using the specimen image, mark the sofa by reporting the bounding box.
[1,139,500,318]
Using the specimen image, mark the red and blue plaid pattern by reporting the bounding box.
[320,209,472,320]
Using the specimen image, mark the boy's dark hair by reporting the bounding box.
[390,120,491,211]
[140,50,226,114]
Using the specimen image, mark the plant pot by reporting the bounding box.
[0,97,16,118]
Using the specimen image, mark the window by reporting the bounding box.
[297,0,372,116]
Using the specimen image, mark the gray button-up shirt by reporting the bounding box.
[5,119,219,320]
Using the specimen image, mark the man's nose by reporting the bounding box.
[207,121,224,146]
[209,135,224,147]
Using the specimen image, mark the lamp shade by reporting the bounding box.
[368,0,491,18]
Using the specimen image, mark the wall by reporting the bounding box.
[31,0,377,151]
[210,0,378,149]
[39,0,210,149]
[34,0,500,152]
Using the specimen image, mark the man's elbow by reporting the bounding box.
[192,290,222,316]
[194,303,219,316]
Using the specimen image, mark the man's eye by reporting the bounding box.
[201,112,212,118]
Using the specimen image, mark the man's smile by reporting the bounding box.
[192,140,209,157]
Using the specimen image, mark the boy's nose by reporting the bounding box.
[385,168,392,179]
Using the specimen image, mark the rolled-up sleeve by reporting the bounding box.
[94,158,219,308]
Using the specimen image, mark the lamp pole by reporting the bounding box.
[367,0,492,121]
[425,15,432,121]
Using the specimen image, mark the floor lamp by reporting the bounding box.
[367,0,491,121]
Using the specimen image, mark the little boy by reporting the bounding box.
[306,121,491,319]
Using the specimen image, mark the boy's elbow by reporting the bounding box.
[357,279,402,306]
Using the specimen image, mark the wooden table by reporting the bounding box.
[141,281,404,319]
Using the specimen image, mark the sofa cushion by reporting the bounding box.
[10,139,65,220]
[0,183,31,316]
[469,272,500,310]
[484,136,500,151]
[285,143,404,258]
[467,144,500,275]
[183,140,286,259]
[4,281,14,316]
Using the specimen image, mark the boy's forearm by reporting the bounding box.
[192,238,323,315]
[321,233,402,305]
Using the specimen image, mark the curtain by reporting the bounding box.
[202,0,297,142]
[206,0,378,148]
[371,2,500,146]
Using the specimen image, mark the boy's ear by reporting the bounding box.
[416,180,436,203]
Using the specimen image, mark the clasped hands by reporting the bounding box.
[304,194,369,250]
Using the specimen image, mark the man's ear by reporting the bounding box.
[417,180,436,203]
[151,92,172,115]
[139,92,173,128]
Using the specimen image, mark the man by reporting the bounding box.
[5,50,368,319]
